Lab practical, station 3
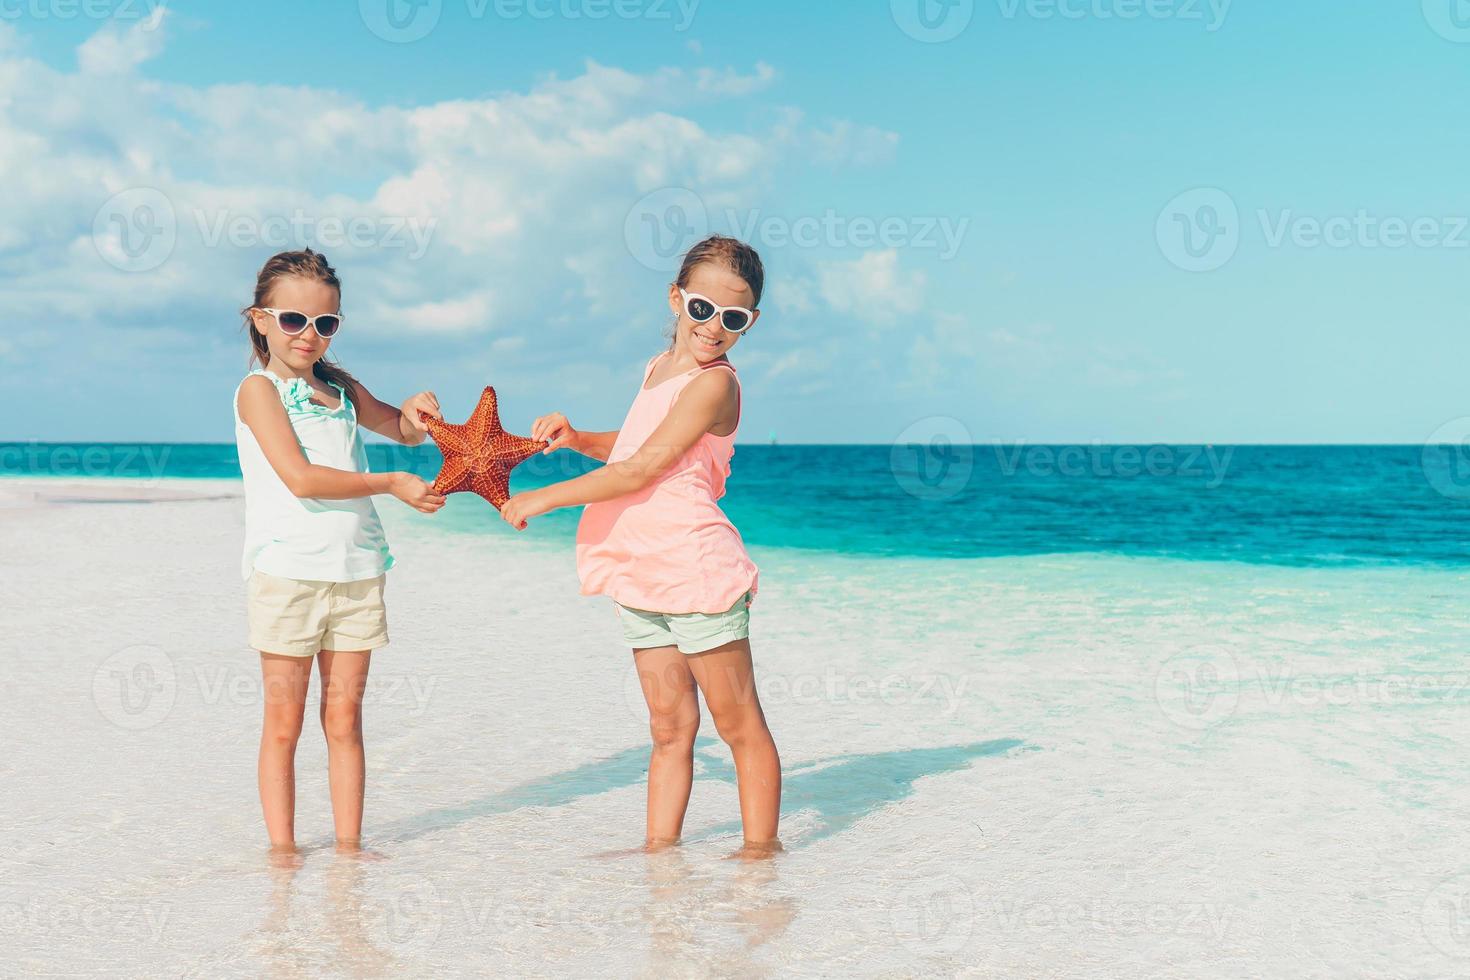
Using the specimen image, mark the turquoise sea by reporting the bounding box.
[6,441,1470,565]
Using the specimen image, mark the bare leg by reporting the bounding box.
[686,639,782,856]
[633,645,701,848]
[259,653,312,850]
[318,649,372,850]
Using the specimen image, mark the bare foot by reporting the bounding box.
[643,837,681,854]
[267,844,303,870]
[334,840,388,861]
[728,839,783,861]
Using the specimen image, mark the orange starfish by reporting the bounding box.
[419,387,543,511]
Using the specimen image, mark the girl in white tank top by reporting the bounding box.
[234,249,444,858]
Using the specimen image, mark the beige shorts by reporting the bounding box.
[247,570,389,657]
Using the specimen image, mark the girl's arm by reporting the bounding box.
[238,376,446,514]
[350,381,442,446]
[503,371,737,529]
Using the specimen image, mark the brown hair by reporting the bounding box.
[241,249,359,405]
[675,235,765,306]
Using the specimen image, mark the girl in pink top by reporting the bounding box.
[501,236,781,858]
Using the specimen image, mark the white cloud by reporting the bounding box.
[763,349,802,380]
[695,62,777,97]
[737,344,835,398]
[768,109,899,169]
[0,22,922,430]
[908,317,1059,381]
[807,120,899,167]
[0,42,796,326]
[816,250,926,325]
[762,277,816,316]
[77,5,167,75]
[393,291,495,333]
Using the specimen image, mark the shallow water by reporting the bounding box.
[5,485,1470,975]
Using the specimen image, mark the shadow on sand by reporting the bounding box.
[693,737,1024,844]
[379,737,1024,847]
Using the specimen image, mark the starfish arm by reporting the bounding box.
[470,466,512,511]
[427,420,472,456]
[491,433,545,468]
[432,455,471,495]
[467,387,505,442]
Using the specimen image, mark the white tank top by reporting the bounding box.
[233,369,394,583]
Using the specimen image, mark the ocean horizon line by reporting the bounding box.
[0,440,1460,449]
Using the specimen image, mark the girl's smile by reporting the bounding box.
[669,265,760,364]
[692,326,724,353]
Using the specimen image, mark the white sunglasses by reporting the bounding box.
[679,288,756,334]
[258,308,344,338]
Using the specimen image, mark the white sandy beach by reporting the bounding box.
[4,478,1470,977]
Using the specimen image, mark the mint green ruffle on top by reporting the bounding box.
[276,375,340,416]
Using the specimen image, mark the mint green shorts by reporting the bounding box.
[616,592,753,655]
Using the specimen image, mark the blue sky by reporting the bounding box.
[2,0,1468,443]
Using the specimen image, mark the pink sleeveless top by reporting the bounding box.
[576,352,759,614]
